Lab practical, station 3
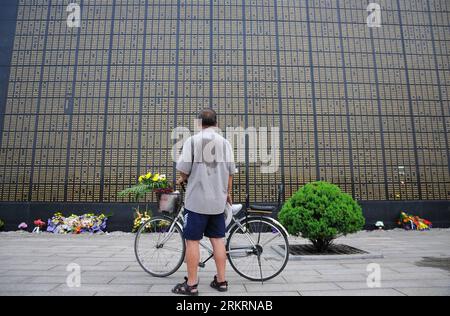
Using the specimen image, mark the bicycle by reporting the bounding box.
[134,184,289,282]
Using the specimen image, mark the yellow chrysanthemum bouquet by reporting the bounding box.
[139,172,168,188]
[119,171,180,216]
[118,171,171,201]
[132,209,151,233]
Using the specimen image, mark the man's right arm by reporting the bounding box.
[176,137,193,173]
[227,175,233,205]
[177,172,189,186]
[176,137,193,186]
[226,140,236,205]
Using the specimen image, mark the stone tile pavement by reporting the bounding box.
[0,229,449,296]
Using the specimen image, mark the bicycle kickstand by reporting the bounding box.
[199,253,214,268]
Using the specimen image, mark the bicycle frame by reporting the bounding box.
[156,202,286,268]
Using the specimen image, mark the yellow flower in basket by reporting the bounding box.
[152,173,160,182]
[145,172,152,180]
[138,176,144,183]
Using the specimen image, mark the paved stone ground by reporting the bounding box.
[0,229,449,296]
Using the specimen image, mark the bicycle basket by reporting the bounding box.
[157,192,181,214]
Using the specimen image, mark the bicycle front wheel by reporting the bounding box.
[227,217,289,282]
[134,216,186,277]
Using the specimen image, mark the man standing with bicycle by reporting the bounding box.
[173,108,236,296]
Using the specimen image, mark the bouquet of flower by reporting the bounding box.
[47,212,108,234]
[132,210,151,233]
[398,212,432,231]
[32,219,46,233]
[34,219,46,229]
[18,222,28,231]
[118,171,172,201]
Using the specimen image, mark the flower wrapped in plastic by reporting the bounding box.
[18,222,28,230]
[398,212,432,231]
[32,219,46,233]
[46,212,108,234]
[34,219,46,229]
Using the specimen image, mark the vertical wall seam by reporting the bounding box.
[396,0,422,199]
[28,0,52,201]
[99,0,117,202]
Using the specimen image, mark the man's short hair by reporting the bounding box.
[198,108,217,127]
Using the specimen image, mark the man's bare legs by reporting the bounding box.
[185,240,200,286]
[210,237,227,282]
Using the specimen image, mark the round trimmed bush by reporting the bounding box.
[279,181,365,252]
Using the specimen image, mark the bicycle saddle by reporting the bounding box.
[249,204,276,212]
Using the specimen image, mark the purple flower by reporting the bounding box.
[18,222,28,230]
[100,219,107,231]
[47,221,57,233]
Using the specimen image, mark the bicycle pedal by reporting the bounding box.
[198,263,206,268]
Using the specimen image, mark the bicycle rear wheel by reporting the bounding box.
[226,217,289,282]
[135,216,185,277]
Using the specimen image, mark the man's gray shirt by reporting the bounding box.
[176,128,236,215]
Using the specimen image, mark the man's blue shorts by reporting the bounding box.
[183,209,226,241]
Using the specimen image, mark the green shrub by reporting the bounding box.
[0,219,4,231]
[279,181,365,252]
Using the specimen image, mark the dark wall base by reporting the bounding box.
[0,200,449,232]
[359,200,450,229]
